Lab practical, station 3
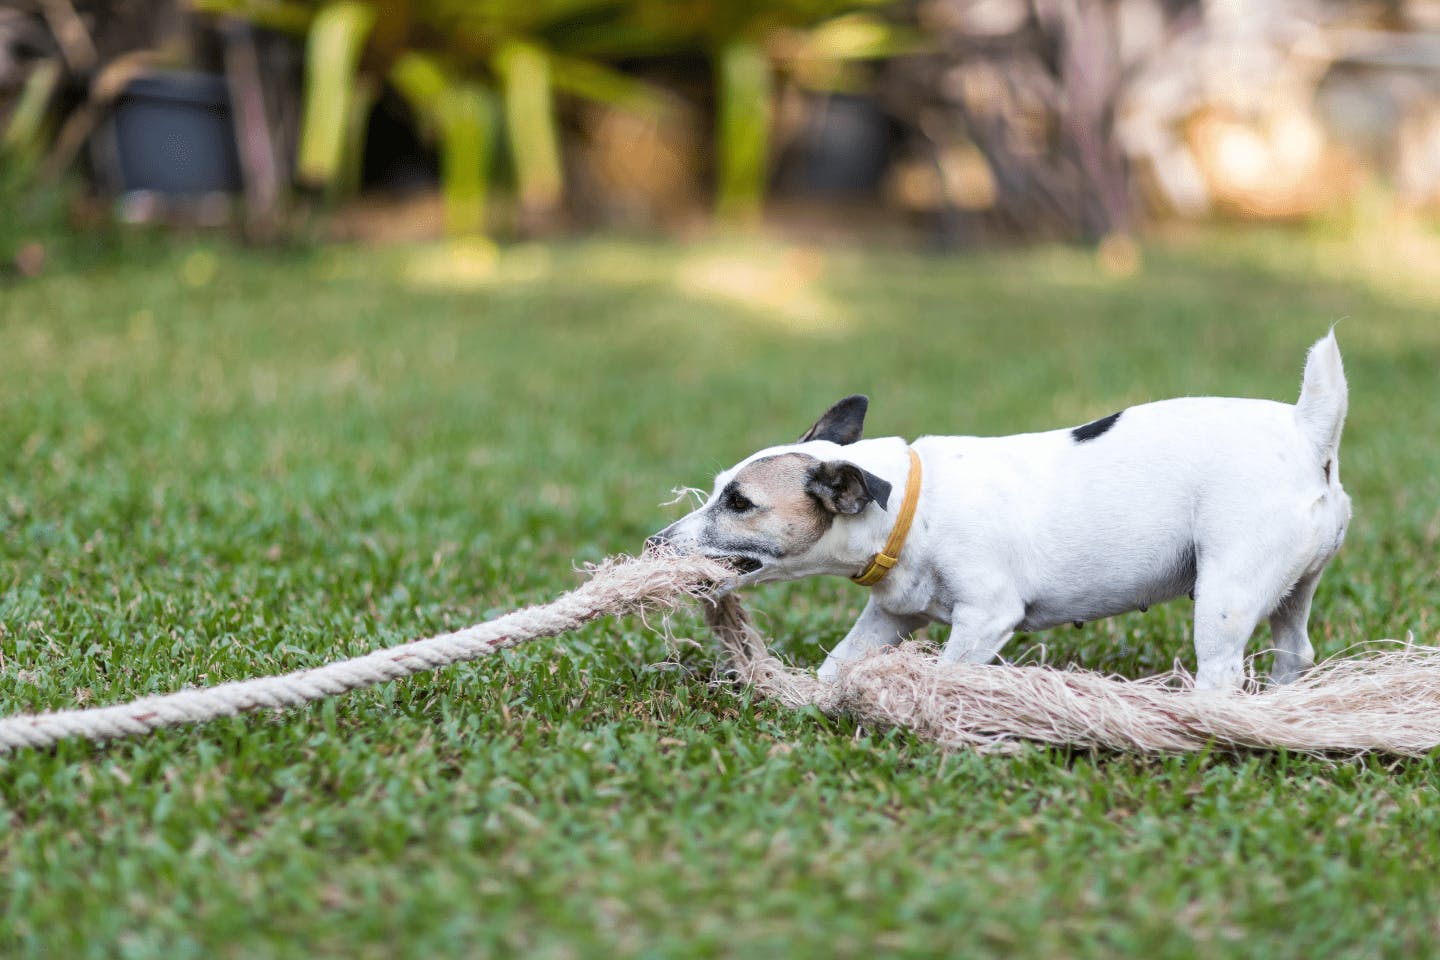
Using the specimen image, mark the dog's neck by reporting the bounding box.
[828,437,919,578]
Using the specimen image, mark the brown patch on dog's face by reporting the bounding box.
[713,454,835,559]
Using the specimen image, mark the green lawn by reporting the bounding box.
[2,229,1439,958]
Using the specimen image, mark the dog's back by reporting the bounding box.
[915,333,1350,630]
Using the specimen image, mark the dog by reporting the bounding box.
[648,332,1351,690]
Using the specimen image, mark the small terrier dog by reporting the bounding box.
[649,332,1351,690]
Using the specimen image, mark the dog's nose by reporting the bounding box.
[645,533,671,554]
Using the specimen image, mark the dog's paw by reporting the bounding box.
[816,657,841,683]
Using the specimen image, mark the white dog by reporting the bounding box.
[649,332,1351,690]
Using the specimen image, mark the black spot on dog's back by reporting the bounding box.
[1071,410,1123,443]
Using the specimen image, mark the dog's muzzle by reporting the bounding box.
[644,533,764,575]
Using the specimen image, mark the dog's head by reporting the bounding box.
[647,395,893,583]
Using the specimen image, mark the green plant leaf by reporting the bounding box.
[779,13,927,92]
[190,0,316,34]
[497,41,563,214]
[436,82,495,237]
[1,60,62,165]
[800,13,920,61]
[715,39,771,224]
[296,0,378,191]
[389,52,494,236]
[389,51,450,140]
[548,54,670,117]
[339,76,379,198]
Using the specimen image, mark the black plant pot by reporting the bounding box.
[778,93,894,197]
[108,71,242,196]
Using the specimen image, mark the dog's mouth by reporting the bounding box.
[718,555,764,575]
[643,539,766,575]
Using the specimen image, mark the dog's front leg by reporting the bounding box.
[817,599,928,682]
[939,597,1025,665]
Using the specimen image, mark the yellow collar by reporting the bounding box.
[851,447,922,587]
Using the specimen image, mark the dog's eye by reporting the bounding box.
[725,491,755,513]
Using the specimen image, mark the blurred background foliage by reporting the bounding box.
[1,0,1439,262]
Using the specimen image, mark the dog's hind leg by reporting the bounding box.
[1192,558,1306,691]
[818,599,928,682]
[1268,569,1322,685]
[1192,589,1262,691]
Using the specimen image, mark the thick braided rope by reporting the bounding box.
[0,555,732,753]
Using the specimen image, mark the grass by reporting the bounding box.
[2,227,1439,958]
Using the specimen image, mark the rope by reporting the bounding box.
[5,553,1440,756]
[704,593,1440,756]
[0,555,730,754]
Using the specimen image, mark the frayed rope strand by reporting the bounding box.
[5,554,1440,756]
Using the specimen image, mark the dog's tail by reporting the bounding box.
[1294,329,1347,476]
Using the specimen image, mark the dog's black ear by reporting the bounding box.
[806,460,891,515]
[798,395,868,445]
